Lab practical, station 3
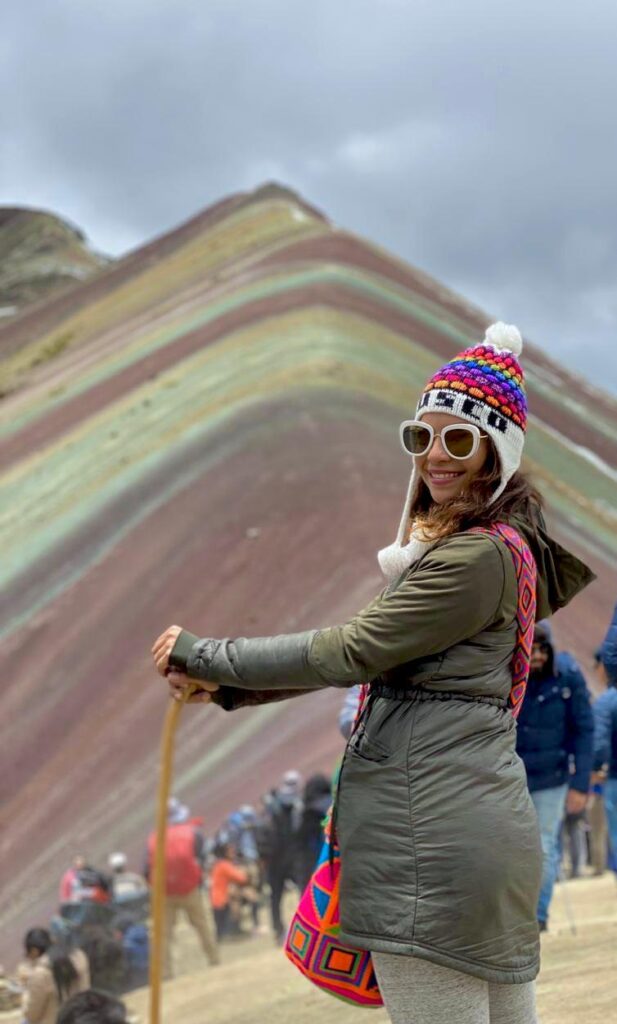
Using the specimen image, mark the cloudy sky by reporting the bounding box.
[3,1,617,392]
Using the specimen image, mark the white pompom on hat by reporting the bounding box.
[484,321,523,356]
[378,322,528,581]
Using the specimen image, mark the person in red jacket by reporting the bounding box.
[146,797,219,978]
[59,856,85,904]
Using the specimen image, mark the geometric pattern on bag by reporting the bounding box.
[285,839,382,1006]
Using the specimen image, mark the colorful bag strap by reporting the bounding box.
[359,522,537,719]
[470,522,537,717]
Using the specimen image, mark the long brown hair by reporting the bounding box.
[409,443,543,542]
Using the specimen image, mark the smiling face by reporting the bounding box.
[415,412,492,505]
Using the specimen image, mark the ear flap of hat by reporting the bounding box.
[377,464,424,579]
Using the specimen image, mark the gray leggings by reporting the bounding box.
[372,953,538,1024]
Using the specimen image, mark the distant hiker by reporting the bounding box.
[257,771,303,943]
[71,863,112,906]
[59,856,86,904]
[588,647,611,874]
[515,620,594,928]
[227,805,260,862]
[108,853,148,903]
[155,324,595,1023]
[20,927,89,1024]
[209,841,250,939]
[114,915,149,992]
[592,602,617,873]
[296,773,332,889]
[78,925,126,996]
[146,796,219,978]
[225,805,264,930]
[56,989,128,1024]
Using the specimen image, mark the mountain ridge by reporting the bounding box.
[0,206,108,319]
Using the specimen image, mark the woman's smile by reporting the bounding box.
[426,470,465,483]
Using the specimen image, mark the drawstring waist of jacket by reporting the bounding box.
[369,684,508,709]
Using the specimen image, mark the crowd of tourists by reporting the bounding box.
[3,766,334,1022]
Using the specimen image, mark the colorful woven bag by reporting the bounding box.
[285,831,381,1006]
[285,522,536,1006]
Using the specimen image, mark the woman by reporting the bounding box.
[153,323,594,1024]
[20,928,89,1024]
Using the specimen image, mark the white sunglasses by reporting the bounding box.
[400,420,488,460]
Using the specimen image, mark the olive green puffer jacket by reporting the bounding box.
[170,514,594,984]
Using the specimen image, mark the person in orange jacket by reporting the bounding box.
[209,841,249,939]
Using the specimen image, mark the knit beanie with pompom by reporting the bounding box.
[378,322,528,581]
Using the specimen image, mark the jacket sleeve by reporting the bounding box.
[169,533,507,709]
[563,666,594,792]
[211,686,318,711]
[223,862,249,885]
[593,691,617,770]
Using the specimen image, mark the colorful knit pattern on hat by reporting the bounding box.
[422,343,527,431]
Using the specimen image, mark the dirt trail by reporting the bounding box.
[130,876,617,1023]
[2,876,615,1023]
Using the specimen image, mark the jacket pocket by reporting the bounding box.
[348,732,391,763]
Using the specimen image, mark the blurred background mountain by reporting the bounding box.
[0,207,109,317]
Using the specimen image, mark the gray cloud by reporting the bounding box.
[2,0,616,392]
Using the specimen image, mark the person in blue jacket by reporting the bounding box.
[592,602,617,872]
[114,915,149,992]
[515,620,594,930]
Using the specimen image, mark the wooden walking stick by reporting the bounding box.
[149,683,198,1024]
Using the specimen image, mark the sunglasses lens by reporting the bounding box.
[402,424,432,455]
[443,427,475,459]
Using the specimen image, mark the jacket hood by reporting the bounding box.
[533,619,554,647]
[531,619,556,677]
[508,509,596,620]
